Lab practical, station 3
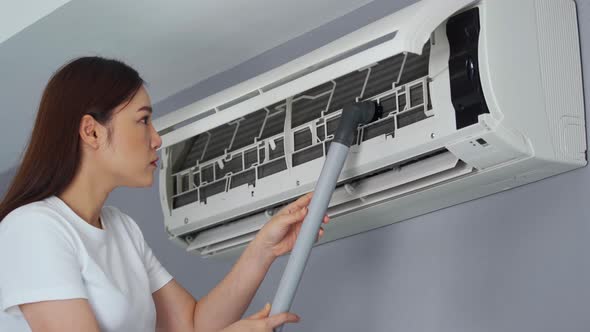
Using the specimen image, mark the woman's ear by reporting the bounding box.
[79,114,107,149]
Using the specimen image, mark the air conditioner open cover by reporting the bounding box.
[153,0,586,257]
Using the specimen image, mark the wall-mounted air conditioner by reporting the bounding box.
[153,0,586,258]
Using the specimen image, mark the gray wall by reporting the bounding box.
[0,167,15,200]
[2,0,590,331]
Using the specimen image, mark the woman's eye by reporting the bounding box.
[141,117,149,125]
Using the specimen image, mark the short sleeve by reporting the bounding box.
[114,209,173,293]
[141,238,173,293]
[0,210,87,315]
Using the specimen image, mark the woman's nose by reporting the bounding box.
[151,126,162,149]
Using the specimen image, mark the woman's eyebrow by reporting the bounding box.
[137,106,152,113]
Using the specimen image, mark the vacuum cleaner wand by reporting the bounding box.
[270,101,377,331]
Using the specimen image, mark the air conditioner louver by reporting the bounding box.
[188,150,474,257]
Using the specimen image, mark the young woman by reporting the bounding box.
[0,57,328,332]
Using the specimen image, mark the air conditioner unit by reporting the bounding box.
[153,0,586,258]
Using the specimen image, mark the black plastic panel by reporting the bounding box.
[447,7,489,129]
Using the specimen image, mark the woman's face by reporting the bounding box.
[100,86,162,188]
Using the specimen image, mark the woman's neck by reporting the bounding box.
[58,161,114,229]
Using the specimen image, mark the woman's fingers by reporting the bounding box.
[274,206,308,226]
[246,303,271,320]
[277,193,313,216]
[276,193,331,226]
[265,312,301,328]
[273,207,330,232]
[315,227,324,243]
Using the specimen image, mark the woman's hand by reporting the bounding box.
[254,192,330,259]
[221,303,300,332]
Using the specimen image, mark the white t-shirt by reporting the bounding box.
[0,196,173,331]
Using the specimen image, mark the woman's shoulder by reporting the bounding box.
[0,198,65,229]
[0,198,78,250]
[102,205,135,226]
[102,205,144,237]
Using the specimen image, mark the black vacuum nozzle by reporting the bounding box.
[333,101,379,147]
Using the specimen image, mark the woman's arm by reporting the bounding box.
[153,193,327,332]
[192,237,275,331]
[20,299,101,332]
[152,238,274,332]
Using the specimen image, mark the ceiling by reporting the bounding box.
[0,0,373,173]
[0,0,72,44]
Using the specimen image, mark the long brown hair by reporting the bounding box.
[0,56,144,222]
